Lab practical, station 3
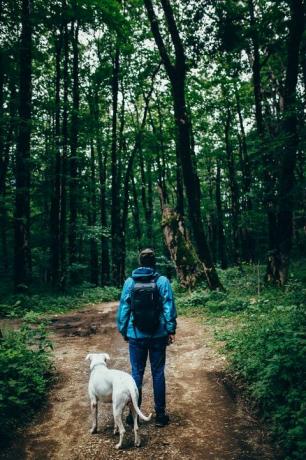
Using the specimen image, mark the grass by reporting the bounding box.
[174,260,306,460]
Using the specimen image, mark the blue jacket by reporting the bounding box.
[116,267,177,339]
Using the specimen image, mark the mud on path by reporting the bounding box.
[1,302,276,460]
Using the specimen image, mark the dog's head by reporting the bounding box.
[85,352,110,370]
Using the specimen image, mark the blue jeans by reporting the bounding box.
[128,336,168,415]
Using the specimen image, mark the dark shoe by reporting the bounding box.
[155,413,169,427]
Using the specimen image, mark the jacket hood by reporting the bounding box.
[131,267,158,279]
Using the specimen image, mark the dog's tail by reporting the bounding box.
[129,383,152,422]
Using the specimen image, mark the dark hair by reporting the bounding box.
[139,248,156,268]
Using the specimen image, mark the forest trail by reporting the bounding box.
[1,302,276,460]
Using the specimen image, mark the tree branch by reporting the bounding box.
[143,0,175,79]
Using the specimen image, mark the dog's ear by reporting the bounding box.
[104,353,110,361]
[85,353,92,362]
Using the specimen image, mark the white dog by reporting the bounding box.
[85,352,152,449]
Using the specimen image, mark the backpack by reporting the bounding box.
[130,274,162,334]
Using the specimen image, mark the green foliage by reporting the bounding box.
[225,304,306,459]
[176,262,306,459]
[0,320,53,446]
[0,285,120,318]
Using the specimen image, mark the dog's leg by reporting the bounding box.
[114,415,125,449]
[90,399,98,434]
[113,423,118,435]
[113,403,125,449]
[131,405,141,447]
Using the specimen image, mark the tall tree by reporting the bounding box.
[68,11,80,282]
[110,43,121,284]
[60,18,69,287]
[143,0,223,290]
[272,0,305,284]
[14,0,32,289]
[50,26,63,286]
[224,108,240,264]
[89,140,99,285]
[247,0,279,276]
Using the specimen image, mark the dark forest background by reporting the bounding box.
[0,0,305,291]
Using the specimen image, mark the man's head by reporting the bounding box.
[139,248,156,268]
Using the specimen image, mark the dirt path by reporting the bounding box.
[1,302,276,460]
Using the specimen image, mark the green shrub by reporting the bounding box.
[225,305,306,459]
[0,284,120,318]
[0,320,53,445]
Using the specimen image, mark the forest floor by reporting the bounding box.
[1,301,278,460]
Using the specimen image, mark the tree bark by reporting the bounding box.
[50,28,63,286]
[248,0,279,276]
[273,0,304,284]
[157,98,168,201]
[14,0,32,290]
[143,0,223,290]
[158,186,206,288]
[0,77,16,272]
[60,19,69,288]
[94,91,110,285]
[235,86,254,262]
[0,49,9,271]
[225,108,240,265]
[89,140,99,285]
[110,43,120,284]
[215,161,228,269]
[131,176,142,249]
[68,16,79,283]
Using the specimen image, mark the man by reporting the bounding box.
[116,248,177,427]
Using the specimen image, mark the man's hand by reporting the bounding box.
[168,334,175,345]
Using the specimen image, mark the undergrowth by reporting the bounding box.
[0,283,120,445]
[175,261,306,459]
[0,283,120,318]
[0,317,53,446]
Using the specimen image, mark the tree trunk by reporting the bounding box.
[89,140,99,285]
[139,146,150,236]
[60,19,69,288]
[215,161,228,269]
[158,186,205,288]
[157,98,168,201]
[248,0,279,275]
[94,92,110,285]
[172,80,223,289]
[0,77,16,272]
[235,86,255,262]
[147,157,154,246]
[300,25,306,100]
[50,29,63,286]
[139,144,155,245]
[144,0,223,290]
[225,108,240,265]
[0,49,9,272]
[14,0,32,290]
[131,176,142,249]
[204,155,217,263]
[68,16,79,283]
[272,0,304,284]
[110,43,120,285]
